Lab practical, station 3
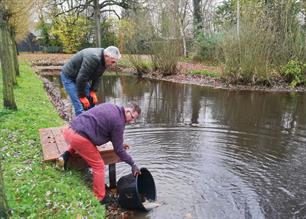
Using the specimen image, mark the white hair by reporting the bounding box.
[104,46,121,60]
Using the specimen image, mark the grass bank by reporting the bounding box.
[0,62,105,218]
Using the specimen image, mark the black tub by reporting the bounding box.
[117,168,156,211]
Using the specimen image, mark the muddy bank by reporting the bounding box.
[117,63,306,92]
[137,71,306,93]
[20,53,306,93]
[40,77,72,121]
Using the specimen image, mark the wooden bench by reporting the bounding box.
[39,126,121,188]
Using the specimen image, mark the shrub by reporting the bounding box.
[282,60,306,87]
[128,55,151,77]
[193,33,219,63]
[218,1,306,85]
[51,15,91,53]
[151,40,180,76]
[42,46,63,53]
[219,14,275,84]
[100,19,118,48]
[191,70,219,77]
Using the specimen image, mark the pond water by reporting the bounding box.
[47,74,306,219]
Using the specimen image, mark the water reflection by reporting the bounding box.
[46,74,306,218]
[99,76,210,125]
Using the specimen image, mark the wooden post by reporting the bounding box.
[109,164,116,189]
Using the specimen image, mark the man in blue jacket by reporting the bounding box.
[59,102,141,205]
[60,46,121,116]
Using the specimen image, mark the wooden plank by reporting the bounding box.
[51,127,68,155]
[40,126,122,166]
[40,128,61,161]
[40,126,124,187]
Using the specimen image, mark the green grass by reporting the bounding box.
[190,69,219,77]
[0,62,105,218]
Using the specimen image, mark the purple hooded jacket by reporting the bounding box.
[70,103,134,166]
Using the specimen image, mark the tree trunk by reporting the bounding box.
[237,0,240,41]
[10,30,20,76]
[237,0,241,64]
[177,0,188,57]
[182,33,187,57]
[13,41,19,76]
[7,28,17,85]
[94,0,101,47]
[179,22,187,57]
[0,11,17,110]
[0,160,9,219]
[193,0,202,34]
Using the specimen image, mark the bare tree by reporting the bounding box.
[93,0,101,46]
[174,0,192,57]
[47,0,137,47]
[200,0,217,34]
[193,0,202,33]
[7,0,35,77]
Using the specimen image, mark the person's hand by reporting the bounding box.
[89,91,98,104]
[80,97,90,109]
[131,164,141,176]
[123,143,130,150]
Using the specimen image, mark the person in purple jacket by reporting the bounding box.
[58,102,141,204]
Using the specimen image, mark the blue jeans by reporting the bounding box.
[60,72,90,116]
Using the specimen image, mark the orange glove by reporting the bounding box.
[80,97,90,109]
[89,91,98,104]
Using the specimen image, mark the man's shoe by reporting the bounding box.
[57,151,70,170]
[99,194,113,205]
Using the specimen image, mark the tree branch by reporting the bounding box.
[100,9,121,19]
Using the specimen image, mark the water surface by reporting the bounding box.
[54,74,306,218]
